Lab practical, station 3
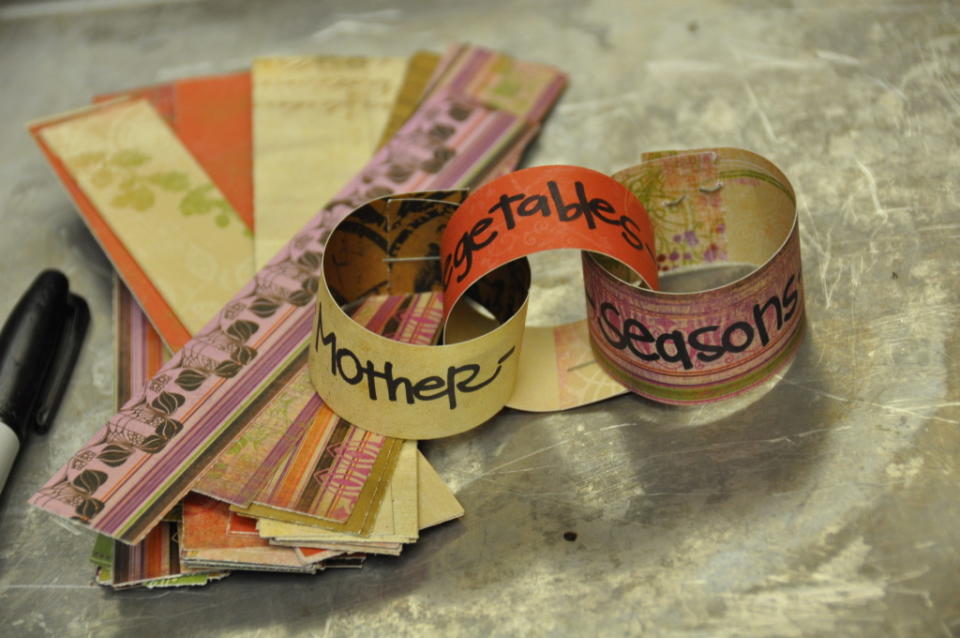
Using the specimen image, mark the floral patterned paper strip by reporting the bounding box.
[590,148,804,403]
[47,73,253,351]
[31,45,567,544]
[95,71,254,231]
[35,98,255,343]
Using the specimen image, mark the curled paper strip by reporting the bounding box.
[309,149,804,439]
[599,148,803,403]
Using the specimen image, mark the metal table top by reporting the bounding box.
[1,1,958,636]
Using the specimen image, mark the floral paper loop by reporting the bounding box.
[595,148,804,403]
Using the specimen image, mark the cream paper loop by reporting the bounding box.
[310,191,533,439]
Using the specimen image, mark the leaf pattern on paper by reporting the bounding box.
[66,148,234,228]
[111,184,155,211]
[147,171,190,191]
[180,183,234,228]
[47,469,109,523]
[151,391,185,416]
[97,444,133,467]
[33,381,192,524]
[70,151,107,168]
[109,149,150,167]
[72,469,108,494]
[174,369,207,392]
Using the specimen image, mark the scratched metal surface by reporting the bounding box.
[1,0,958,636]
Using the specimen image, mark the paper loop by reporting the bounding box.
[600,148,804,403]
[309,149,805,438]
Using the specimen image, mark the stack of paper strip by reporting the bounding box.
[27,45,566,588]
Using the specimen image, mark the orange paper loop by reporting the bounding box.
[439,165,659,319]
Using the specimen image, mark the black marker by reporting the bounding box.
[0,270,88,494]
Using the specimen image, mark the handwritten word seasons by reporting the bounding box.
[443,180,654,286]
[594,274,800,370]
[314,305,515,409]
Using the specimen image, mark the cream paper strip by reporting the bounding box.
[252,56,407,267]
[38,99,254,335]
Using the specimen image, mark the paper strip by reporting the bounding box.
[94,521,228,589]
[257,439,421,548]
[376,51,442,149]
[114,275,167,406]
[35,98,255,342]
[593,148,804,402]
[39,73,253,350]
[179,494,316,572]
[98,282,225,589]
[252,56,407,267]
[258,448,463,548]
[96,72,254,231]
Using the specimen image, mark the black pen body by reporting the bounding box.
[0,271,69,490]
